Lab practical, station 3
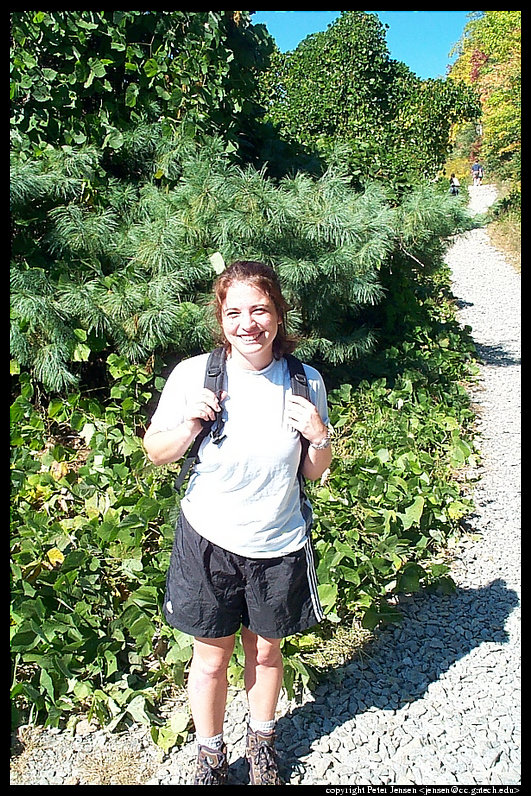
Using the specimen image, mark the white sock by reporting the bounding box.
[196,732,224,750]
[249,717,276,734]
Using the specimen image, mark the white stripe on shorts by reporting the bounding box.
[303,539,324,623]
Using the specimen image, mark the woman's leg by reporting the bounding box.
[241,626,284,721]
[241,627,284,785]
[187,634,236,737]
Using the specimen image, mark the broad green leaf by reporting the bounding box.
[170,711,190,733]
[125,83,139,107]
[125,694,151,724]
[361,607,380,630]
[143,59,160,78]
[102,129,124,150]
[317,583,337,611]
[398,495,425,530]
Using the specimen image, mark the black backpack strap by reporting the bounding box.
[174,348,227,492]
[285,353,311,468]
[285,354,314,535]
[203,347,227,445]
[286,354,309,398]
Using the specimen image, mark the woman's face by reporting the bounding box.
[221,281,281,370]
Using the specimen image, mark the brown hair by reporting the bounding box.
[212,260,299,358]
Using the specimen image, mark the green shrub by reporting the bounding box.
[11,359,191,741]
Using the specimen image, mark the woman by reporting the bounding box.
[449,173,460,196]
[143,261,332,785]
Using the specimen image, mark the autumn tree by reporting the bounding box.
[449,11,521,188]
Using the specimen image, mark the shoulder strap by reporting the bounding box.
[285,353,311,470]
[174,348,227,492]
[204,347,227,443]
[285,353,309,400]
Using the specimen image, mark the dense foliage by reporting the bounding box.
[11,134,397,392]
[11,10,483,747]
[10,11,272,156]
[11,248,479,741]
[258,11,481,192]
[11,178,480,741]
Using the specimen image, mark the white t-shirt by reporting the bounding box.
[149,353,330,558]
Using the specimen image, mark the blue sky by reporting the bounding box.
[252,11,475,80]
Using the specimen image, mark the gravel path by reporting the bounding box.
[11,184,520,787]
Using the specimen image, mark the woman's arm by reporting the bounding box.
[285,394,332,481]
[143,419,202,466]
[143,388,225,466]
[301,440,332,481]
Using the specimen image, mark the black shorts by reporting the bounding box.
[163,511,324,639]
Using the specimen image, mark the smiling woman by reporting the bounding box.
[220,283,281,370]
[212,259,298,369]
[142,260,331,784]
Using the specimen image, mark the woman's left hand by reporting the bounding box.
[285,395,328,446]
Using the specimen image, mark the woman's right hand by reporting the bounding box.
[143,389,227,466]
[185,389,227,429]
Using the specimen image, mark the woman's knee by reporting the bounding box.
[192,635,235,679]
[242,629,283,668]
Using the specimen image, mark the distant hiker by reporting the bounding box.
[471,159,484,186]
[449,173,460,196]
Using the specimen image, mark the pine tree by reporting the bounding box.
[11,128,475,393]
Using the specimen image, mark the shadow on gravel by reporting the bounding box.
[454,298,474,310]
[228,578,519,784]
[474,342,520,368]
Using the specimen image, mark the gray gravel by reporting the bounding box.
[11,185,520,786]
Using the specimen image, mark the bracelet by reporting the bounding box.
[310,433,331,450]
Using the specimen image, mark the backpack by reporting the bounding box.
[174,347,310,492]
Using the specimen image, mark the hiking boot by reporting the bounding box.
[193,744,228,785]
[245,725,283,785]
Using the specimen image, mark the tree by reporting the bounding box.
[10,10,479,394]
[10,131,390,392]
[449,11,521,187]
[258,11,480,190]
[10,11,273,159]
[9,10,277,393]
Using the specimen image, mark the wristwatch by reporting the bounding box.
[310,433,331,450]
